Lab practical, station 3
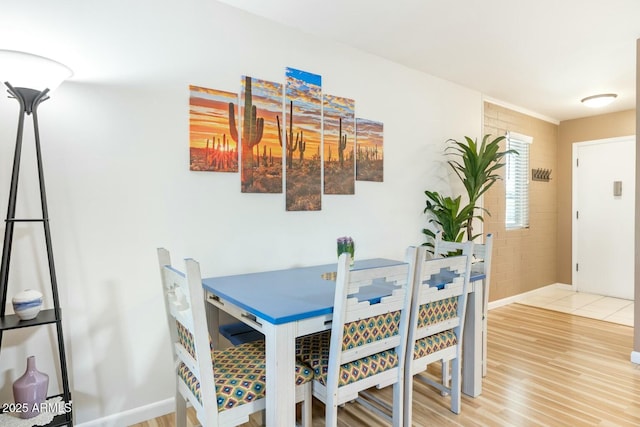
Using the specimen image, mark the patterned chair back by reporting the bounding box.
[159,249,314,427]
[158,249,219,424]
[409,247,472,349]
[322,249,415,426]
[403,243,473,422]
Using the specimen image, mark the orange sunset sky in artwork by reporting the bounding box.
[189,85,238,151]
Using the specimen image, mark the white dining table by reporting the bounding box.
[202,258,485,426]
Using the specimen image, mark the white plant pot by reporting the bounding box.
[12,289,43,321]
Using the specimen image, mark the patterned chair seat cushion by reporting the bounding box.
[295,330,398,387]
[178,340,313,411]
[413,329,457,359]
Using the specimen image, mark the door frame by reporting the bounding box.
[571,135,636,292]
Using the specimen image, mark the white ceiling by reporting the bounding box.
[218,0,640,122]
[1,1,638,122]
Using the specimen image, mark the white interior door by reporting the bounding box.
[573,136,635,300]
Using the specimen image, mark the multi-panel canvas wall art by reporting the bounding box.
[323,95,355,195]
[188,67,384,210]
[284,68,322,211]
[189,85,238,172]
[356,118,384,182]
[239,76,283,193]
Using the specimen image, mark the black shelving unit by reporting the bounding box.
[0,84,72,425]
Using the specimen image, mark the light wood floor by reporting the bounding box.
[132,303,640,426]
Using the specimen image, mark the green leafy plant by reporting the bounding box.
[422,191,477,251]
[423,134,516,248]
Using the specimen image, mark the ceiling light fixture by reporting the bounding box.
[581,93,617,108]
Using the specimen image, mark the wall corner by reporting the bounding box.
[634,38,640,354]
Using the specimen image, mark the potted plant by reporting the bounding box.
[423,134,515,249]
[422,191,476,252]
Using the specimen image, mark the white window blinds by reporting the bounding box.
[505,131,532,229]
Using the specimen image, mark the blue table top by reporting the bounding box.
[202,258,485,325]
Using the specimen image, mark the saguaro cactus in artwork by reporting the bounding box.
[277,100,305,169]
[299,138,306,162]
[228,102,238,141]
[205,138,211,167]
[222,134,228,170]
[228,76,264,187]
[338,117,347,168]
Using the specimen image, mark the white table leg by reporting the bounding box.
[204,294,220,349]
[462,282,483,397]
[263,321,297,427]
[482,278,489,377]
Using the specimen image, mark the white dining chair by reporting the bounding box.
[404,244,472,424]
[157,248,313,427]
[295,249,417,427]
[434,230,494,377]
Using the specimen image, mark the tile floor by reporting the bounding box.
[517,285,634,327]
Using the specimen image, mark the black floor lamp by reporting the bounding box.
[0,50,74,424]
[0,50,72,302]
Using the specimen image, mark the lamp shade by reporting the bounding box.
[0,50,72,93]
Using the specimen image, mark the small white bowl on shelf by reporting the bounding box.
[12,289,43,321]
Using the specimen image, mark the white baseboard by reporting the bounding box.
[488,283,573,311]
[75,397,174,427]
[631,351,640,365]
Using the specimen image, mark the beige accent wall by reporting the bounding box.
[483,102,559,301]
[557,110,636,284]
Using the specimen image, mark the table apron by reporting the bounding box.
[205,291,265,331]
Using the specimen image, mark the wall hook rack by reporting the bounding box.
[532,168,552,182]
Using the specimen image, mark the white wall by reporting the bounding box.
[0,0,482,424]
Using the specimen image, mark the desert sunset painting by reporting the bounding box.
[189,69,384,210]
[323,95,355,195]
[239,76,284,193]
[189,85,238,172]
[356,118,384,182]
[284,68,322,211]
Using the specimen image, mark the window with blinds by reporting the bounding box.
[505,132,532,229]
